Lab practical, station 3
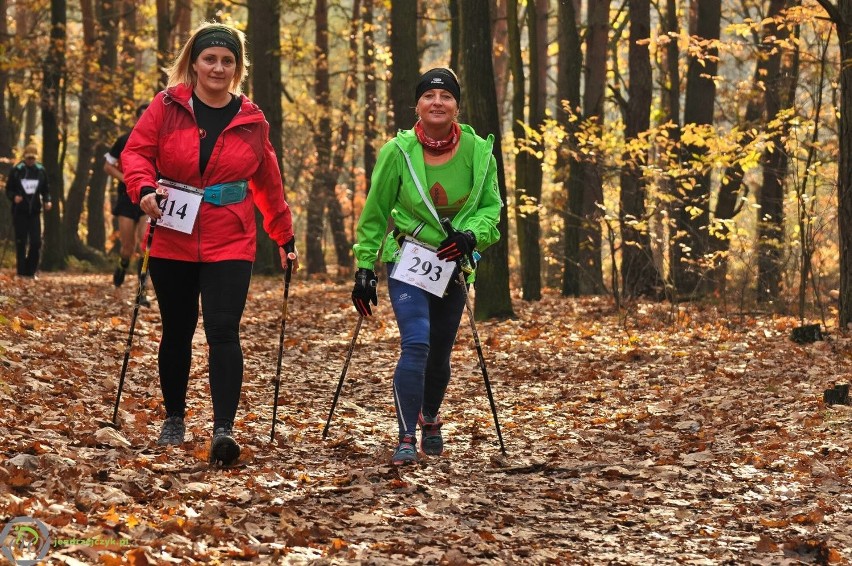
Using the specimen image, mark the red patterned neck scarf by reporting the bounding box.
[415,121,461,154]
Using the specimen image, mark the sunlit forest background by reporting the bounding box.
[0,0,844,322]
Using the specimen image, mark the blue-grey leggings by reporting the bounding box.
[148,258,253,428]
[387,266,467,440]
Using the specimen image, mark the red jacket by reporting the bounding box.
[123,84,294,262]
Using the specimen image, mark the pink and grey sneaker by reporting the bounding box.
[419,413,443,456]
[391,434,418,466]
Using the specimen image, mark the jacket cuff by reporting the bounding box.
[140,186,157,199]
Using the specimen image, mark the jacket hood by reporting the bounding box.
[164,83,265,124]
[394,123,492,150]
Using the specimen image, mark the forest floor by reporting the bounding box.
[1,270,851,565]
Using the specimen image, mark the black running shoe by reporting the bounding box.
[210,423,240,466]
[113,262,127,287]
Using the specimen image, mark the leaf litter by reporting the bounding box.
[0,272,850,564]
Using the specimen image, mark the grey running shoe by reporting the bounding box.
[157,416,185,446]
[210,423,240,466]
[391,434,418,466]
[419,413,444,456]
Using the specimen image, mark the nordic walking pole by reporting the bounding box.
[441,218,506,455]
[322,315,364,438]
[111,217,158,425]
[270,254,295,442]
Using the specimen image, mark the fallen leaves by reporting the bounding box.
[0,273,851,563]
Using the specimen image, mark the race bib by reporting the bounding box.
[21,179,38,195]
[154,180,203,234]
[390,237,455,297]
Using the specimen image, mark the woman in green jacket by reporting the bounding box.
[351,68,502,465]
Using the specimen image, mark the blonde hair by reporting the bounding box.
[165,22,249,95]
[23,144,38,158]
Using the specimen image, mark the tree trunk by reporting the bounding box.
[833,2,852,328]
[324,0,363,274]
[121,0,139,106]
[507,0,529,293]
[671,0,721,297]
[450,0,460,72]
[812,0,852,326]
[458,0,514,320]
[87,0,121,252]
[491,0,509,115]
[0,0,10,243]
[248,0,283,274]
[40,0,67,271]
[0,0,10,162]
[362,0,377,198]
[306,0,332,275]
[556,0,583,297]
[390,1,419,133]
[518,0,544,300]
[3,9,30,162]
[175,0,191,46]
[757,7,799,302]
[62,0,100,262]
[619,0,659,298]
[575,0,609,295]
[156,0,171,92]
[709,0,787,295]
[205,1,226,20]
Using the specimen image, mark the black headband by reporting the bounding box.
[415,68,461,104]
[191,27,241,60]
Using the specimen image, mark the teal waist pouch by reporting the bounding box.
[204,180,247,206]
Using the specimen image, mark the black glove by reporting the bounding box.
[352,268,378,316]
[437,229,476,262]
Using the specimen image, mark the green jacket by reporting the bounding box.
[353,124,503,278]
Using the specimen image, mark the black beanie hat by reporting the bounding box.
[191,25,241,60]
[415,68,461,104]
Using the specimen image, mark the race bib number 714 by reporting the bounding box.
[390,237,456,297]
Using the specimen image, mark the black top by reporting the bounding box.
[192,92,242,177]
[5,161,51,215]
[107,132,131,195]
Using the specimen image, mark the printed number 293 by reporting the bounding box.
[407,256,443,281]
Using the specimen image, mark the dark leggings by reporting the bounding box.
[387,267,467,439]
[148,258,253,427]
[13,210,42,276]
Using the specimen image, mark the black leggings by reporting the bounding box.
[13,210,42,276]
[148,258,253,427]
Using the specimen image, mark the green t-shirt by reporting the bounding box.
[424,133,475,219]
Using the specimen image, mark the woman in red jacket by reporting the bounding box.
[123,22,297,466]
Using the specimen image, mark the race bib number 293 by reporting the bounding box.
[390,237,455,297]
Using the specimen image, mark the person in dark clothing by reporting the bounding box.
[104,103,150,299]
[5,144,52,278]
